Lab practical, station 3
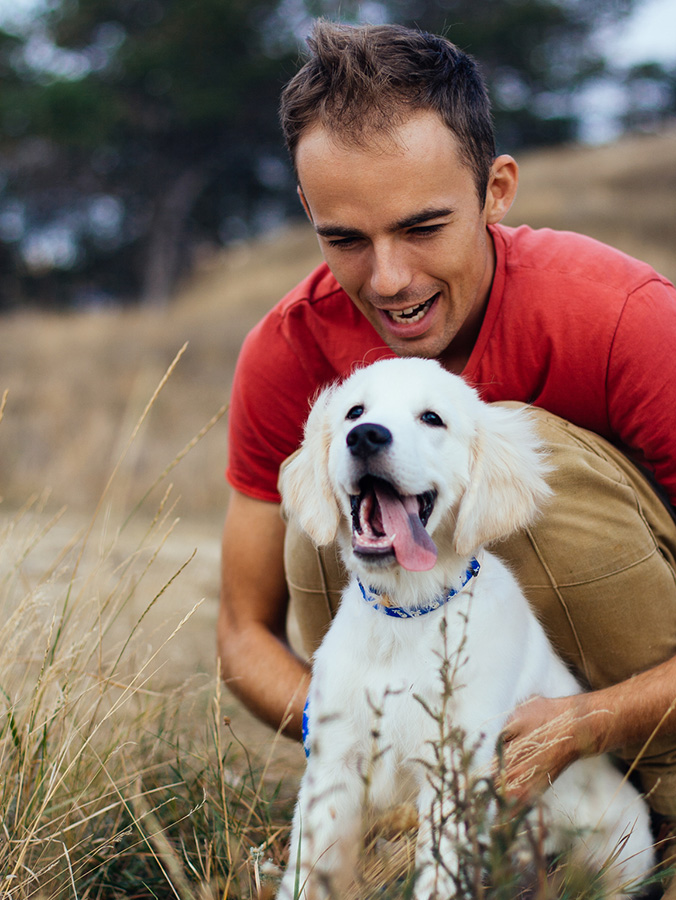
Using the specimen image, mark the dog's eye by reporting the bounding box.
[421,410,445,427]
[346,405,364,420]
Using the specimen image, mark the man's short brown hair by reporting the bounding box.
[280,20,496,206]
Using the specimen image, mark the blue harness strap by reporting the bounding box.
[302,696,311,758]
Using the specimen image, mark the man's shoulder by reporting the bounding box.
[494,223,670,294]
[242,261,378,370]
[237,260,383,382]
[242,261,350,353]
[273,262,346,319]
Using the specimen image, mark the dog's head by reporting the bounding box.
[280,358,551,576]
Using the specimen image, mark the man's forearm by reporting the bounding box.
[576,654,676,757]
[218,617,311,741]
[218,492,310,740]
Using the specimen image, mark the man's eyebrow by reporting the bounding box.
[314,223,365,238]
[393,207,455,230]
[313,207,454,238]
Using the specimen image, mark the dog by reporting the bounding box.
[277,357,655,899]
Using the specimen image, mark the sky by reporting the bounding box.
[578,0,676,141]
[600,0,676,66]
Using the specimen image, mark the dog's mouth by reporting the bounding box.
[350,476,438,571]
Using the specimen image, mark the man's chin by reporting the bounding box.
[379,331,453,361]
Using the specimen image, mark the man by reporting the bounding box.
[218,20,676,843]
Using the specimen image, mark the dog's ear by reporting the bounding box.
[454,404,552,556]
[278,386,341,546]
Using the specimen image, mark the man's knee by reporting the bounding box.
[492,405,676,689]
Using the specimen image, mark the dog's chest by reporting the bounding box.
[311,594,470,763]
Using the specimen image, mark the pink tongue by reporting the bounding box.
[373,483,438,572]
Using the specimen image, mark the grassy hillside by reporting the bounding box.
[505,127,676,283]
[0,227,322,519]
[1,127,675,521]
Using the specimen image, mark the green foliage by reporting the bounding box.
[50,0,289,132]
[0,0,668,309]
[33,78,122,145]
[0,0,300,308]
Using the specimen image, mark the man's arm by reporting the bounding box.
[500,655,676,804]
[218,489,310,741]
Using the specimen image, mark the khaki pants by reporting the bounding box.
[283,405,676,819]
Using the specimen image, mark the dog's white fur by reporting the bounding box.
[277,357,654,899]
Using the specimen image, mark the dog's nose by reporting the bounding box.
[346,423,392,459]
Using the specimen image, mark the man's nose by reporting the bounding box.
[368,242,413,298]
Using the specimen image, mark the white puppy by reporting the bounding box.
[278,357,654,900]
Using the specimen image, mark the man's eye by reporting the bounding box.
[326,236,360,249]
[421,410,445,427]
[410,224,444,237]
[346,405,364,420]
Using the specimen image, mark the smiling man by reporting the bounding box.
[218,20,676,868]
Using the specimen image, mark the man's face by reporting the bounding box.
[295,111,516,371]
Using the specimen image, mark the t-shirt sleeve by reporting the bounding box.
[607,277,676,505]
[226,316,316,503]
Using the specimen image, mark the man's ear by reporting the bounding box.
[278,385,340,547]
[485,155,519,225]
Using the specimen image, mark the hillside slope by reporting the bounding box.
[0,128,675,520]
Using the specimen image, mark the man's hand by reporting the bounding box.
[496,694,593,806]
[496,653,676,809]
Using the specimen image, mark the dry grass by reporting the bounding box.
[0,356,307,898]
[0,505,300,898]
[0,129,674,897]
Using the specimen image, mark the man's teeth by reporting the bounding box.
[387,297,434,324]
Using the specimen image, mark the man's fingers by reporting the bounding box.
[499,709,531,744]
[500,694,540,743]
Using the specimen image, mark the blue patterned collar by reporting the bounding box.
[357,557,481,619]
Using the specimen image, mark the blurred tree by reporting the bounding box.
[389,0,635,150]
[620,61,676,132]
[0,0,300,308]
[0,0,655,309]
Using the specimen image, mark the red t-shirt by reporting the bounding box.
[227,224,676,505]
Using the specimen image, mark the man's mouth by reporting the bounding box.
[385,294,438,324]
[350,476,438,571]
